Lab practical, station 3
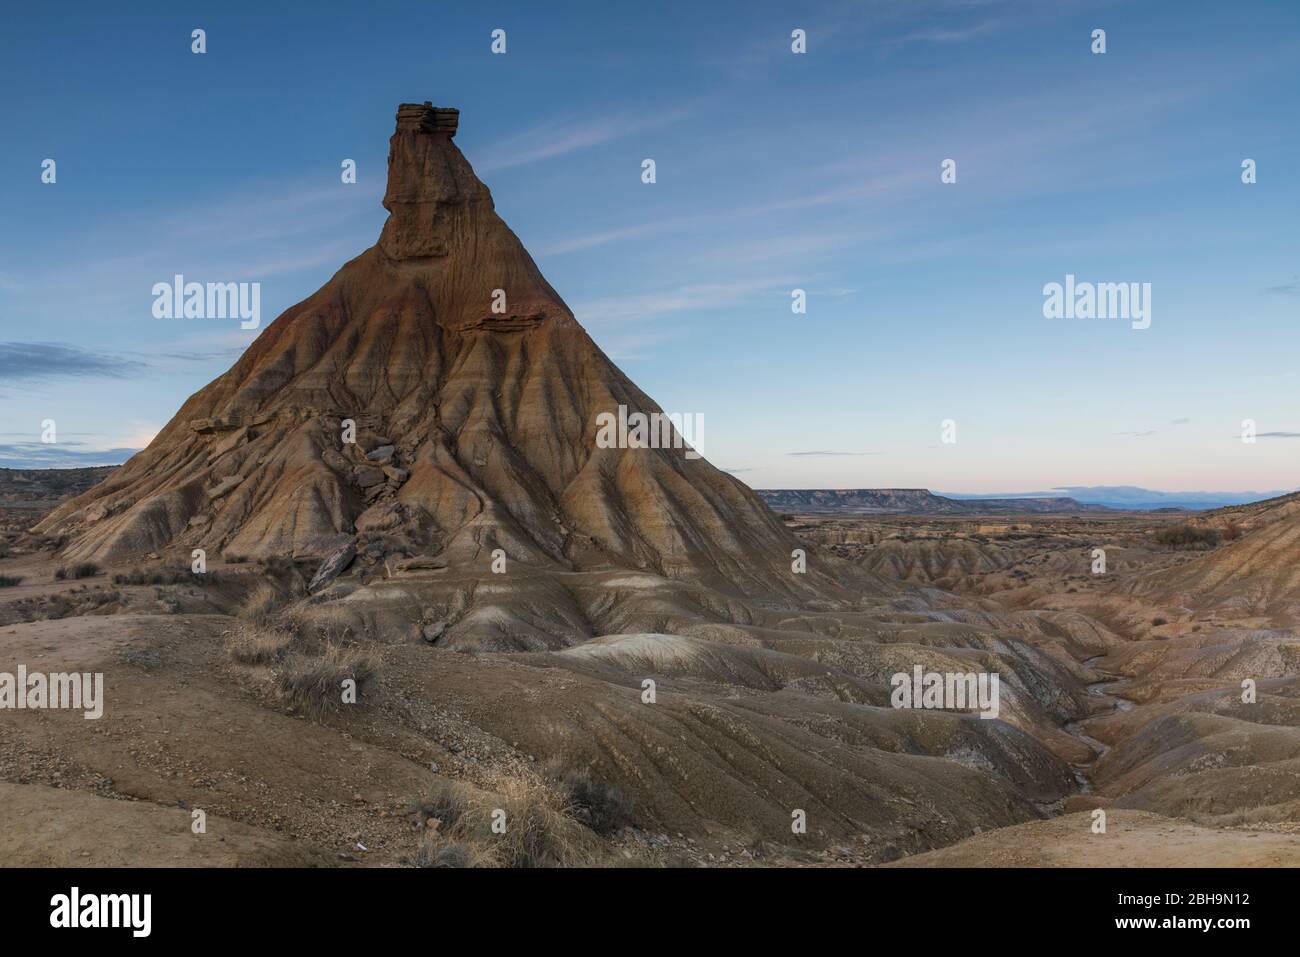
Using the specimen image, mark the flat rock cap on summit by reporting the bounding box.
[395,102,459,134]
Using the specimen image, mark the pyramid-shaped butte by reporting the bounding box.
[39,103,808,598]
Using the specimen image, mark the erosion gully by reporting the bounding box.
[1062,654,1135,794]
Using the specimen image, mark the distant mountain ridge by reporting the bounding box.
[946,485,1295,511]
[755,488,1109,515]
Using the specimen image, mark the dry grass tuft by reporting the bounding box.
[411,774,605,868]
[226,624,292,665]
[237,582,284,626]
[546,764,634,835]
[54,561,100,580]
[413,839,494,868]
[273,644,378,720]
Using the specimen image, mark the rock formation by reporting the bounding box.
[37,103,828,601]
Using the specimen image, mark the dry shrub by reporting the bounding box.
[409,782,470,830]
[0,575,23,587]
[1221,521,1243,542]
[429,775,601,868]
[114,566,219,586]
[273,644,378,720]
[1154,524,1219,549]
[413,839,493,869]
[55,561,99,580]
[545,765,634,836]
[226,624,291,665]
[237,582,284,626]
[277,602,355,649]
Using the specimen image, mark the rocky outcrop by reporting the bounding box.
[34,102,835,603]
[308,541,357,593]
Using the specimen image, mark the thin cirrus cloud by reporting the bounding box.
[900,20,1003,44]
[787,450,882,457]
[1116,418,1192,437]
[475,103,696,173]
[572,280,798,324]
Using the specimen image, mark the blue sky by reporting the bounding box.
[1,0,1297,493]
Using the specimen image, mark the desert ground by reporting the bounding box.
[3,467,1297,868]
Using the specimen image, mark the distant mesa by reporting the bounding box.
[756,488,1109,515]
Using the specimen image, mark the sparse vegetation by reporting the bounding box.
[1221,521,1243,542]
[55,561,100,580]
[0,574,23,587]
[545,764,634,835]
[226,625,292,665]
[401,773,618,869]
[226,597,361,678]
[237,582,285,626]
[409,783,470,831]
[273,644,378,720]
[413,839,490,868]
[413,775,598,868]
[256,556,300,576]
[277,602,355,647]
[4,587,123,623]
[113,566,220,586]
[1153,524,1219,550]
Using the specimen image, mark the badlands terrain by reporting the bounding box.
[3,486,1297,868]
[1,102,1296,868]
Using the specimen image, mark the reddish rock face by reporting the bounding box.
[37,103,825,600]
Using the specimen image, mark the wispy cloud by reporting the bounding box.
[0,342,146,382]
[0,341,241,387]
[1116,417,1191,438]
[0,442,138,468]
[787,450,881,457]
[710,0,1021,74]
[901,19,1002,44]
[476,103,695,172]
[572,279,795,324]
